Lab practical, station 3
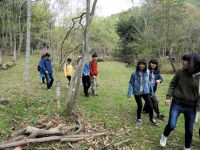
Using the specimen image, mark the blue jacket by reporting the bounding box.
[39,57,46,77]
[150,70,163,92]
[127,69,152,97]
[45,58,53,73]
[82,62,90,76]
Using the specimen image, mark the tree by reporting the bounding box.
[64,0,98,117]
[23,0,32,108]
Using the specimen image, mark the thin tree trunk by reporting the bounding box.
[0,48,2,65]
[64,0,98,116]
[13,25,17,62]
[23,0,32,108]
[169,48,176,73]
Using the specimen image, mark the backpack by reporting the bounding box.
[37,65,40,72]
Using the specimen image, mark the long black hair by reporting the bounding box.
[148,59,159,71]
[182,53,200,74]
[136,59,147,72]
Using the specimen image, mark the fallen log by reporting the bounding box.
[0,133,107,149]
[26,124,65,138]
[0,136,62,149]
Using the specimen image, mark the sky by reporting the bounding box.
[95,0,141,17]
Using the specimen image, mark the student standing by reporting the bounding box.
[143,59,166,120]
[89,52,99,96]
[160,53,200,150]
[42,53,54,89]
[82,58,91,97]
[127,59,158,126]
[63,58,74,86]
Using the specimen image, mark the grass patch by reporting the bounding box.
[0,55,199,149]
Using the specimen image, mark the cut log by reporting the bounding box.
[61,132,107,141]
[0,136,62,149]
[0,133,107,149]
[26,124,65,138]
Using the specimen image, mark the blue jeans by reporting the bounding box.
[45,73,54,89]
[163,103,196,148]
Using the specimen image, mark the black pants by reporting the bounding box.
[143,95,160,115]
[134,94,154,120]
[45,73,54,89]
[42,77,45,83]
[67,76,71,85]
[82,75,91,96]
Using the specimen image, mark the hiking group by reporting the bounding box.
[38,44,99,97]
[127,53,200,150]
[37,44,200,150]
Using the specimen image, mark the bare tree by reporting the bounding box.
[64,0,98,117]
[23,0,32,108]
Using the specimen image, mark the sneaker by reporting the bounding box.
[150,119,159,126]
[135,119,142,125]
[160,134,167,147]
[183,146,191,150]
[157,114,166,120]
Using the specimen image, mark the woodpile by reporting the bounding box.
[0,119,106,149]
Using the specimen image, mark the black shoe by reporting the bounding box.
[157,114,166,120]
[150,119,159,126]
[85,94,89,98]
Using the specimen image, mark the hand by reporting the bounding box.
[155,80,161,84]
[165,99,171,106]
[93,76,96,78]
[46,71,48,74]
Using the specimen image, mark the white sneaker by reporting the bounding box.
[183,146,191,150]
[160,134,167,147]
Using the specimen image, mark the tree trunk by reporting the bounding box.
[13,25,17,62]
[23,0,32,108]
[0,48,2,65]
[169,48,176,73]
[64,0,98,116]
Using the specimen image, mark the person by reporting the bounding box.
[39,55,46,84]
[63,58,74,86]
[143,59,166,120]
[89,52,99,96]
[127,59,158,126]
[40,43,48,56]
[159,53,200,150]
[42,53,54,90]
[82,58,91,97]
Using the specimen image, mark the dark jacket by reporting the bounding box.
[150,70,163,92]
[45,58,53,73]
[166,70,199,107]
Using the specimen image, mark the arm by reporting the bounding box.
[157,72,164,83]
[166,71,179,100]
[89,62,94,77]
[127,73,135,98]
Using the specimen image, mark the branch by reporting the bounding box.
[89,0,98,24]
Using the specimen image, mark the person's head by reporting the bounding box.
[45,52,50,58]
[67,58,72,64]
[136,59,147,72]
[149,59,158,71]
[182,53,200,74]
[92,52,98,60]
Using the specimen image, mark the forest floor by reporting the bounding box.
[0,55,200,149]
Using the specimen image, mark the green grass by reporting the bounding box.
[0,55,200,149]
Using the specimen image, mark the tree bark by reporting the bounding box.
[23,0,32,108]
